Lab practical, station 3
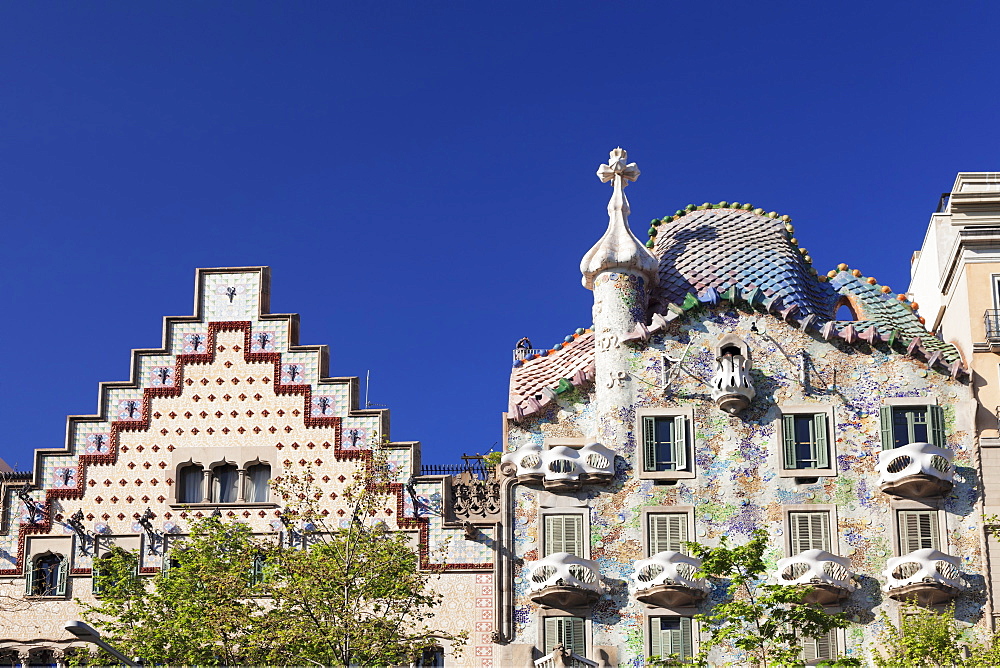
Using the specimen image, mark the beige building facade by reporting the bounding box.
[909,172,1000,625]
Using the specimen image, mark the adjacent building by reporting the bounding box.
[0,156,993,666]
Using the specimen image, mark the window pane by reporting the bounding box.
[179,465,203,503]
[544,616,585,656]
[892,407,929,447]
[793,416,816,468]
[651,617,693,660]
[215,465,238,503]
[246,464,270,503]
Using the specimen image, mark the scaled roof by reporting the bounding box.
[507,204,965,422]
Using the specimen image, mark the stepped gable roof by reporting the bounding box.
[648,206,837,318]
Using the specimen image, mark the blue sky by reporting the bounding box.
[2,2,998,470]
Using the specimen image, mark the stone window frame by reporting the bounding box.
[776,404,838,479]
[782,504,840,557]
[879,396,944,451]
[170,454,276,509]
[641,505,695,558]
[635,407,697,481]
[890,498,947,557]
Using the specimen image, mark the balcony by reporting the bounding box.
[883,548,963,606]
[773,550,857,606]
[534,649,598,668]
[527,553,603,608]
[500,442,615,490]
[634,551,710,607]
[986,310,1000,352]
[877,442,954,498]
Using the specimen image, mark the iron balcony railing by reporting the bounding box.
[986,310,1000,340]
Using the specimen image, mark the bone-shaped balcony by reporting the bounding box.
[709,353,755,415]
[773,550,857,605]
[527,553,603,608]
[633,551,709,607]
[877,442,954,498]
[883,548,963,606]
[500,443,615,490]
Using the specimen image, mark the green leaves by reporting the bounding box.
[681,529,851,667]
[76,446,464,666]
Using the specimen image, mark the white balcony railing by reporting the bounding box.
[877,442,955,497]
[528,553,603,595]
[534,649,598,668]
[634,551,710,594]
[500,442,615,490]
[883,548,963,604]
[774,550,855,588]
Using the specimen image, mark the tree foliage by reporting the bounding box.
[872,604,1000,668]
[76,445,464,666]
[676,529,855,667]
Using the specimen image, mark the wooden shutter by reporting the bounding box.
[643,416,657,472]
[813,413,829,468]
[880,406,894,450]
[782,415,798,468]
[789,512,830,553]
[669,416,685,470]
[803,630,836,663]
[545,617,584,656]
[651,618,693,660]
[649,514,688,555]
[899,510,939,553]
[55,556,68,596]
[930,405,946,448]
[545,515,583,556]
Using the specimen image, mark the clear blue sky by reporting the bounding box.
[2,2,998,471]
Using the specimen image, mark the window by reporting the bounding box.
[642,416,687,472]
[93,548,138,596]
[249,553,266,586]
[782,414,829,470]
[245,464,271,503]
[802,629,837,664]
[213,464,239,503]
[544,514,583,556]
[25,553,67,597]
[415,647,445,666]
[649,617,693,661]
[880,405,945,450]
[898,510,940,553]
[789,511,832,554]
[543,616,585,656]
[178,464,204,503]
[648,513,688,555]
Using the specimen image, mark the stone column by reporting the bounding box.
[202,469,213,503]
[581,148,658,451]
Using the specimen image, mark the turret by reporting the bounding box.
[581,148,658,449]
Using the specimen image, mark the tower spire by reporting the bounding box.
[580,147,658,290]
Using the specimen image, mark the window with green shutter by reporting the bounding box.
[642,416,688,472]
[880,405,945,449]
[649,617,693,661]
[898,510,940,553]
[788,511,832,554]
[543,616,586,656]
[802,629,837,663]
[648,513,689,555]
[544,514,584,556]
[782,413,830,469]
[26,553,67,597]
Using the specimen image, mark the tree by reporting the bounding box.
[76,442,464,666]
[872,604,1000,668]
[670,529,856,667]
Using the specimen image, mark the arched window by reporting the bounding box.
[213,464,239,503]
[245,463,271,503]
[250,553,266,586]
[178,464,204,503]
[26,552,66,597]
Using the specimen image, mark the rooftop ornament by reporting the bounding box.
[580,148,658,290]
